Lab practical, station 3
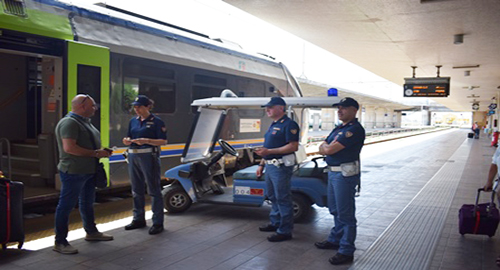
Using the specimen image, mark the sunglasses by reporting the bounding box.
[80,94,99,109]
[80,94,90,105]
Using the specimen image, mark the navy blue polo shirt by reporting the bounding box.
[263,115,300,160]
[325,118,365,166]
[127,113,167,149]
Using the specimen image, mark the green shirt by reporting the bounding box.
[55,113,101,174]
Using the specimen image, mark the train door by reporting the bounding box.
[64,41,111,184]
[65,40,110,148]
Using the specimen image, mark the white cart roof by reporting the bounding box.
[191,97,342,109]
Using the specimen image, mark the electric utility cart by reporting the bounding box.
[162,95,341,221]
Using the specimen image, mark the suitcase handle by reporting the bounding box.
[0,177,12,184]
[475,185,498,216]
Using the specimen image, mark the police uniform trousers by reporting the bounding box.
[264,164,294,235]
[327,171,360,256]
[128,152,164,225]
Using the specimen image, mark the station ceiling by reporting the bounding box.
[223,0,500,112]
[298,78,415,111]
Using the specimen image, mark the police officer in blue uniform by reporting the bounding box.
[315,97,365,265]
[122,95,167,235]
[255,96,300,242]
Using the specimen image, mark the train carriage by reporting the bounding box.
[0,0,302,195]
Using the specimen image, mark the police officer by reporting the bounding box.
[315,97,365,265]
[122,95,167,235]
[255,96,300,242]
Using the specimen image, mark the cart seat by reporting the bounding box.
[296,159,328,177]
[233,165,262,180]
[233,159,328,180]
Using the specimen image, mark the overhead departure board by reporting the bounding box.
[404,77,450,97]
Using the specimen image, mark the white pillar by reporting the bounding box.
[321,108,336,131]
[364,106,376,129]
[375,107,387,128]
[394,111,402,128]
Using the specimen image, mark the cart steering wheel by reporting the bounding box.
[218,139,239,157]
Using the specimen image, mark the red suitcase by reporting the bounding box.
[459,188,500,237]
[0,177,24,249]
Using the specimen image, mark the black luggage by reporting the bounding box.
[0,178,24,249]
[468,132,474,138]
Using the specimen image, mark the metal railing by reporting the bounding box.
[0,138,12,179]
[305,126,449,155]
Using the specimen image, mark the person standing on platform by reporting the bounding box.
[483,144,500,267]
[122,95,167,235]
[472,122,480,139]
[54,94,114,255]
[255,96,300,242]
[315,97,365,265]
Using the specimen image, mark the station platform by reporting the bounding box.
[1,128,500,270]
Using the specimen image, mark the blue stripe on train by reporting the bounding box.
[109,142,263,162]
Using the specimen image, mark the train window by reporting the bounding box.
[124,61,175,80]
[122,57,177,114]
[140,81,176,114]
[191,85,223,113]
[194,74,226,86]
[123,77,176,114]
[191,74,226,113]
[123,77,139,112]
[78,64,101,129]
[237,79,266,97]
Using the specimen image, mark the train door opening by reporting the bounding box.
[0,49,63,191]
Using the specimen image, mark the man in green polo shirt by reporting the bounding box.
[54,94,113,254]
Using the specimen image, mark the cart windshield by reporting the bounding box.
[182,108,226,163]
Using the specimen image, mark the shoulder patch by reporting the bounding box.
[346,131,353,138]
[290,129,297,135]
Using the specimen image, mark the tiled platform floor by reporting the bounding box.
[1,128,499,270]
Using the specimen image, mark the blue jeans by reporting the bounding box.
[128,152,164,225]
[55,171,98,244]
[265,164,294,235]
[327,171,360,256]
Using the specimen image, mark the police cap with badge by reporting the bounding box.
[332,97,359,109]
[132,95,151,107]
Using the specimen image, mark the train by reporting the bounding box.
[0,0,303,194]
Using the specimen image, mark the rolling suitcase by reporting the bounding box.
[0,177,24,249]
[459,188,500,237]
[468,132,474,138]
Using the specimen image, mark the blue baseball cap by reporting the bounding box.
[332,97,359,110]
[132,95,151,107]
[262,96,286,107]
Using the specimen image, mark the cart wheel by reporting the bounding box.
[162,185,192,213]
[18,242,23,249]
[292,193,311,222]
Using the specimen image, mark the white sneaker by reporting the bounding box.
[85,232,114,241]
[53,242,78,254]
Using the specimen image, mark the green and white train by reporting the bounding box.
[0,0,302,195]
